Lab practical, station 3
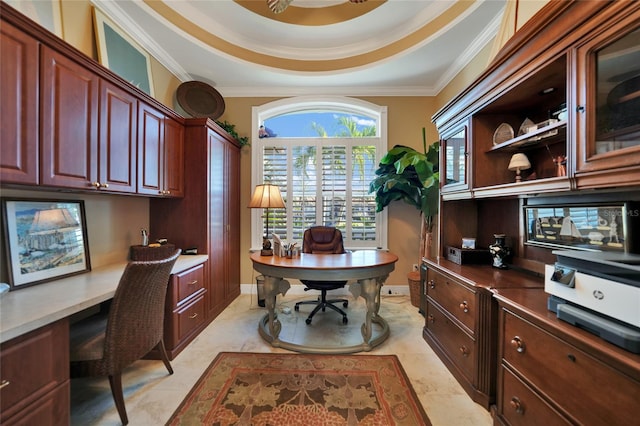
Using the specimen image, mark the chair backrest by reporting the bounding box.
[302,226,345,254]
[103,249,181,372]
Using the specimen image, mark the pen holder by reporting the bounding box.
[285,249,293,259]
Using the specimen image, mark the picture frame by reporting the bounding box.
[4,0,64,38]
[524,203,628,252]
[2,198,91,289]
[92,7,154,96]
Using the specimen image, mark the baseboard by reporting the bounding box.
[240,283,410,296]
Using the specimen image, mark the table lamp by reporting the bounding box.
[248,184,285,255]
[508,153,531,182]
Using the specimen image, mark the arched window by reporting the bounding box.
[251,96,388,250]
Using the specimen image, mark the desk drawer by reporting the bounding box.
[426,299,476,380]
[427,268,476,333]
[498,366,569,426]
[502,309,640,425]
[174,290,206,343]
[172,263,204,306]
[0,320,69,423]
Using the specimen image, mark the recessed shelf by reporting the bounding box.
[489,120,567,152]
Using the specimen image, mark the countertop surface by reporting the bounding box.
[0,255,208,343]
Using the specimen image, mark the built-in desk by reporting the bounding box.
[0,255,208,344]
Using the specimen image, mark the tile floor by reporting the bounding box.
[70,293,493,425]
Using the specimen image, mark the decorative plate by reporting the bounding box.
[493,123,514,145]
[518,118,535,135]
[176,81,225,119]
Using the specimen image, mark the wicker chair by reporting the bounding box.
[294,226,349,324]
[69,249,181,425]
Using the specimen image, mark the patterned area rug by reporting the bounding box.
[167,352,430,425]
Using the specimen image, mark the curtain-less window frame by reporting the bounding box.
[251,96,388,251]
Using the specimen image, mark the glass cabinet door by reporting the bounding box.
[441,126,468,192]
[576,19,640,183]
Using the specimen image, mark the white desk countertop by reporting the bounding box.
[0,255,208,344]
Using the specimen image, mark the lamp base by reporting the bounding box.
[260,249,274,256]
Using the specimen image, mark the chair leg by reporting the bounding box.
[108,373,128,425]
[156,340,174,375]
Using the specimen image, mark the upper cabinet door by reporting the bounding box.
[441,125,469,195]
[575,12,640,188]
[41,46,99,189]
[99,80,137,193]
[0,21,39,185]
[137,101,164,196]
[163,117,184,198]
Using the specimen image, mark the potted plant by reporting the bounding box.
[369,128,439,260]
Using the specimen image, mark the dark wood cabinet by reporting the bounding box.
[0,320,70,426]
[429,2,640,419]
[0,20,39,185]
[138,102,184,197]
[150,119,241,329]
[493,289,640,426]
[40,46,99,190]
[164,262,207,359]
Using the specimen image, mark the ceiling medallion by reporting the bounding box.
[267,0,368,14]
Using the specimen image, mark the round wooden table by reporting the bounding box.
[250,250,398,354]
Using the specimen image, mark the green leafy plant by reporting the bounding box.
[369,128,439,232]
[216,120,250,147]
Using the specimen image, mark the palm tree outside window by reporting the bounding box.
[251,97,388,250]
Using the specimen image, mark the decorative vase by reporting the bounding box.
[489,234,510,269]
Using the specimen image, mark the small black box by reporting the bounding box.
[446,246,491,265]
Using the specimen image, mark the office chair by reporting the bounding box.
[69,249,181,425]
[294,226,349,324]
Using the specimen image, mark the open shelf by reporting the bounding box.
[489,120,567,152]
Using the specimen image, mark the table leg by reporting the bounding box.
[358,275,387,343]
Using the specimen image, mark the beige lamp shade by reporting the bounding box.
[508,153,531,182]
[248,184,285,209]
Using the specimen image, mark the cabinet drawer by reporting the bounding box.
[2,382,69,426]
[171,263,204,306]
[174,292,206,343]
[427,268,476,332]
[498,366,569,426]
[426,300,476,380]
[0,320,69,422]
[502,310,640,425]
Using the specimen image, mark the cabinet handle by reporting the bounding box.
[188,280,198,286]
[427,314,435,323]
[459,345,469,357]
[509,396,524,414]
[90,181,101,189]
[165,190,171,195]
[189,313,198,319]
[576,105,585,113]
[428,280,435,289]
[0,379,9,390]
[567,353,576,362]
[459,301,469,313]
[100,183,109,188]
[510,336,526,353]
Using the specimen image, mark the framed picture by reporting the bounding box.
[92,7,154,96]
[4,0,64,38]
[524,203,627,252]
[2,198,91,289]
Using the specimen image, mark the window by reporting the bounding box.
[251,96,388,250]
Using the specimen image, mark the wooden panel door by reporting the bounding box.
[207,128,226,317]
[163,117,184,197]
[0,20,39,185]
[137,101,164,195]
[40,46,99,189]
[98,80,137,193]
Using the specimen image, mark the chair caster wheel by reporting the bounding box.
[294,305,299,311]
[305,318,312,325]
[342,317,348,324]
[343,302,348,308]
